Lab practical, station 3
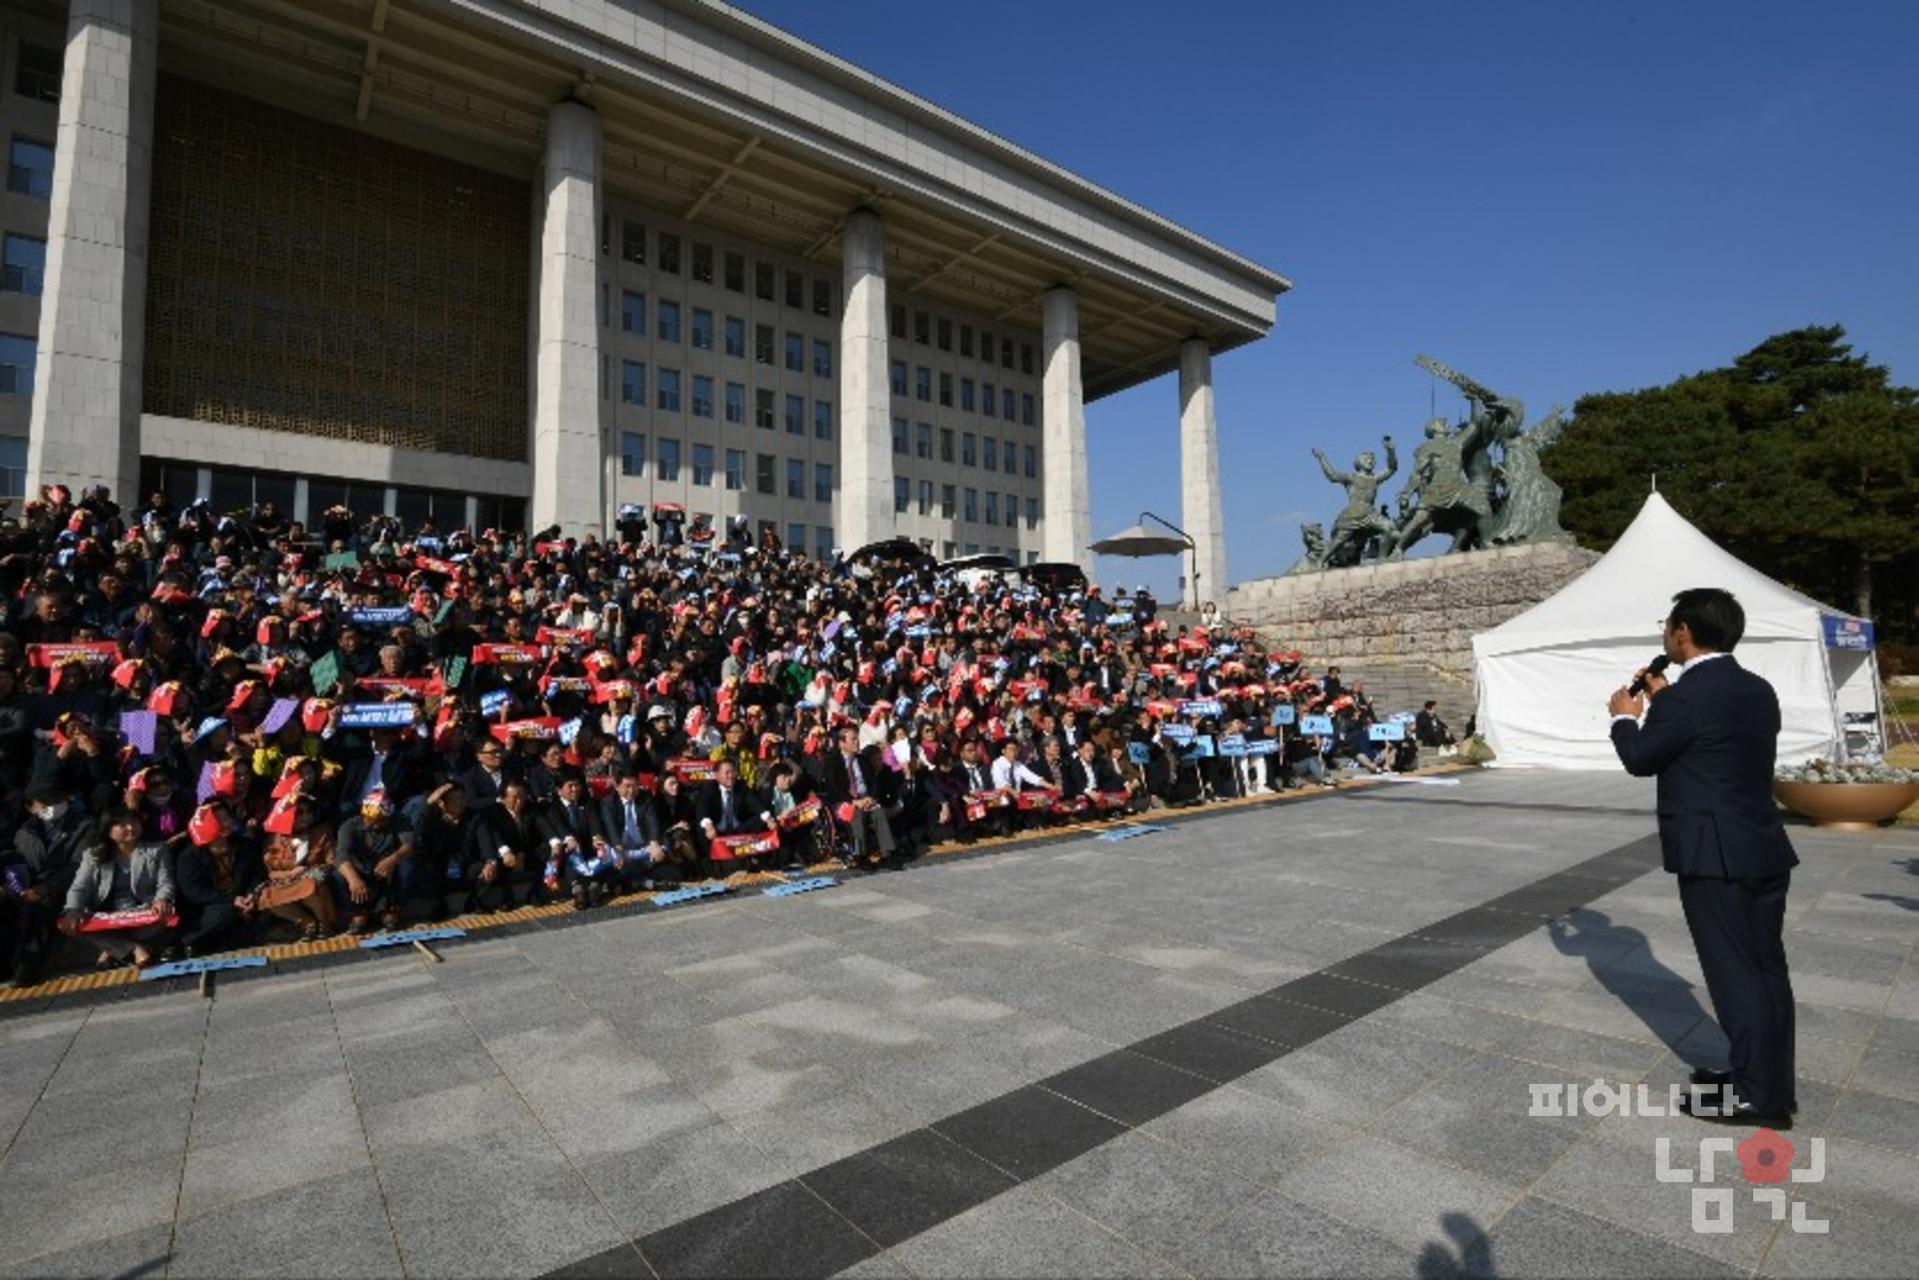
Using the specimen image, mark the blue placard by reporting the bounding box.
[358,927,468,950]
[348,606,414,627]
[1300,714,1335,736]
[650,882,732,908]
[1217,733,1246,757]
[1127,742,1151,765]
[558,717,583,746]
[1270,704,1296,726]
[1098,824,1167,842]
[139,954,269,981]
[339,702,419,730]
[1368,721,1406,742]
[763,876,838,898]
[1822,615,1875,651]
[1160,723,1195,743]
[1242,738,1280,756]
[479,689,511,716]
[1179,699,1224,718]
[1188,735,1216,758]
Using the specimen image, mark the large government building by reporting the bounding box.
[1,0,1285,597]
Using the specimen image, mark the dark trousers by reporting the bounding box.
[1679,871,1796,1113]
[181,901,242,953]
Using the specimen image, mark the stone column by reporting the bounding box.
[838,209,891,550]
[529,100,606,539]
[1179,338,1226,607]
[25,0,157,504]
[1041,286,1090,571]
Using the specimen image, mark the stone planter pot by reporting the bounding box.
[1772,780,1919,831]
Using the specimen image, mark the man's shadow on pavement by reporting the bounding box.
[1547,908,1716,1057]
[1416,1211,1494,1279]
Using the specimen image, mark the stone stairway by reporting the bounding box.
[1317,658,1474,722]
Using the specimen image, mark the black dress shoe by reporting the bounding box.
[1690,1067,1732,1088]
[1679,1093,1792,1130]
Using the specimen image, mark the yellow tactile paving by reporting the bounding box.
[0,764,1472,1004]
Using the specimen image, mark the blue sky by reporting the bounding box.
[737,0,1919,594]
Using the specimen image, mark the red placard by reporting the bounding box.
[776,796,824,830]
[710,830,779,862]
[488,716,562,743]
[963,788,1013,822]
[1015,789,1060,812]
[669,757,718,784]
[472,643,545,666]
[27,641,120,669]
[78,906,180,933]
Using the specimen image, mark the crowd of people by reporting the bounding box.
[0,486,1430,986]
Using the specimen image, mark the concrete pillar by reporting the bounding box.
[1041,286,1090,571]
[25,0,157,504]
[529,100,606,539]
[1178,339,1227,608]
[838,209,892,550]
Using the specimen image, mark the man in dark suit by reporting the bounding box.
[695,759,770,838]
[1610,588,1798,1127]
[823,727,896,865]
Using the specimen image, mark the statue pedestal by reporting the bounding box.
[1224,542,1598,701]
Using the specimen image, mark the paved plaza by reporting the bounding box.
[2,770,1916,1279]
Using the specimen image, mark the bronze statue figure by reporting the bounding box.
[1296,355,1575,569]
[1312,437,1397,570]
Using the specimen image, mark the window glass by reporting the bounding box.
[620,291,645,334]
[0,333,35,397]
[5,140,53,198]
[620,220,645,265]
[656,437,680,481]
[2,235,46,295]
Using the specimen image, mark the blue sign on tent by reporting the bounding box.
[1821,615,1875,651]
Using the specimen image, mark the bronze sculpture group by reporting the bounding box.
[1293,355,1571,573]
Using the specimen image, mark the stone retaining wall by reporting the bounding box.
[1223,542,1599,683]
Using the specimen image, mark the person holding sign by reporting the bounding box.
[59,808,177,968]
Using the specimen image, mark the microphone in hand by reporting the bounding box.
[1627,655,1671,696]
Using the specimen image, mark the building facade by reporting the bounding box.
[5,0,1285,598]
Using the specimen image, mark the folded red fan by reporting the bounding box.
[777,796,824,829]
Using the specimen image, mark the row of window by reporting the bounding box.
[890,304,1037,375]
[888,417,1038,477]
[135,457,524,533]
[888,360,1036,423]
[5,137,52,198]
[616,293,833,376]
[607,217,836,317]
[890,474,1039,529]
[618,435,835,501]
[615,362,834,437]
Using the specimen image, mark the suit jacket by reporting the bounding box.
[693,781,767,833]
[599,792,662,849]
[821,750,877,808]
[1063,754,1122,799]
[1610,655,1799,878]
[64,842,177,914]
[540,797,606,848]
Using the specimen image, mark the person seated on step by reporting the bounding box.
[334,789,416,934]
[58,808,178,969]
[468,779,547,911]
[414,781,476,920]
[169,802,263,958]
[695,758,775,872]
[600,767,681,889]
[541,769,616,910]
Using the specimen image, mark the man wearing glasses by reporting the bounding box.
[1608,588,1798,1127]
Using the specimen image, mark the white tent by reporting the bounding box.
[1472,492,1882,769]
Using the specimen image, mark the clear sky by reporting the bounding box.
[736,0,1919,594]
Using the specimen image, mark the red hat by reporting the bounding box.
[255,616,283,647]
[263,790,301,836]
[200,609,229,640]
[207,760,240,798]
[148,682,187,717]
[188,804,226,847]
[110,658,145,691]
[301,698,335,734]
[226,680,262,714]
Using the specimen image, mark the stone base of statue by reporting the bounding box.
[1224,542,1599,706]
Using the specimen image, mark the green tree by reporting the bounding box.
[1550,326,1919,637]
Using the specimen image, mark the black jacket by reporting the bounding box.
[1610,655,1799,878]
[600,792,663,849]
[693,781,767,833]
[540,796,606,848]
